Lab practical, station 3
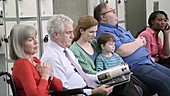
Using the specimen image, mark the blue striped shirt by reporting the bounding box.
[96,53,124,72]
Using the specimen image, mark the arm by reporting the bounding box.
[13,60,48,96]
[49,77,63,91]
[139,32,159,62]
[96,55,104,72]
[139,33,152,55]
[92,85,114,96]
[70,46,97,74]
[116,37,146,57]
[47,57,71,88]
[161,28,170,56]
[74,52,97,74]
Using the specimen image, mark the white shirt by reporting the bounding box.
[41,40,87,89]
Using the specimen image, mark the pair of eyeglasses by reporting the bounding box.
[101,9,116,15]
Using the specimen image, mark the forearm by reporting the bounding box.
[116,41,142,57]
[79,61,97,74]
[50,77,63,91]
[162,34,170,55]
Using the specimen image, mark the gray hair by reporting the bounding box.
[47,14,73,38]
[9,24,37,60]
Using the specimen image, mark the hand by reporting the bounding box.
[135,36,146,47]
[150,57,155,62]
[92,85,114,96]
[36,62,51,80]
[163,23,170,35]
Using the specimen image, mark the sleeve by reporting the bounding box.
[104,31,123,51]
[83,89,92,95]
[50,77,63,91]
[119,56,124,63]
[75,51,97,74]
[139,32,152,55]
[47,57,70,88]
[115,53,124,64]
[13,59,48,96]
[158,37,169,59]
[70,46,97,74]
[96,55,104,72]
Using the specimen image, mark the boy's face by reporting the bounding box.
[102,40,115,53]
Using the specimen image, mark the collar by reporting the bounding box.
[99,22,118,28]
[48,40,65,52]
[146,27,156,35]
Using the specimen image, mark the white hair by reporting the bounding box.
[47,14,73,38]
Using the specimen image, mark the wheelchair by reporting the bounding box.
[0,71,86,96]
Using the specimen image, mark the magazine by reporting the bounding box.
[96,63,132,86]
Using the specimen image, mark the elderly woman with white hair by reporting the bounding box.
[10,24,63,96]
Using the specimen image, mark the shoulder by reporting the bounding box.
[14,58,29,64]
[96,54,104,60]
[42,43,61,60]
[139,28,153,37]
[113,53,120,57]
[70,42,82,54]
[70,42,79,50]
[13,58,31,69]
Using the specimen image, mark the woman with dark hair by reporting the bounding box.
[138,11,170,67]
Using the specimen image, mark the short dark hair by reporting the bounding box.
[94,2,108,22]
[148,11,169,27]
[97,33,115,48]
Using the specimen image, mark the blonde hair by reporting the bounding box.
[9,24,37,60]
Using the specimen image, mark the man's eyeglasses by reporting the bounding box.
[101,9,116,15]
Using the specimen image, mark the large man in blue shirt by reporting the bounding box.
[94,2,170,96]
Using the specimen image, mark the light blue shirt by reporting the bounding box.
[41,40,87,89]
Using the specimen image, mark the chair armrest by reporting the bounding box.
[49,88,86,96]
[131,75,156,96]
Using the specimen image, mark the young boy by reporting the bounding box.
[96,33,124,72]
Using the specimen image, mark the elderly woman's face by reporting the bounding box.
[24,31,38,55]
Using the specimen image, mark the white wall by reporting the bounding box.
[0,1,2,10]
[146,0,170,25]
[146,0,170,41]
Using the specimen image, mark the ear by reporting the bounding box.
[101,15,106,21]
[151,20,155,26]
[80,29,84,33]
[52,32,60,38]
[101,44,105,49]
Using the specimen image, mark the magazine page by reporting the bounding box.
[96,63,132,86]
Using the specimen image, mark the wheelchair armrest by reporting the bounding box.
[49,88,86,96]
